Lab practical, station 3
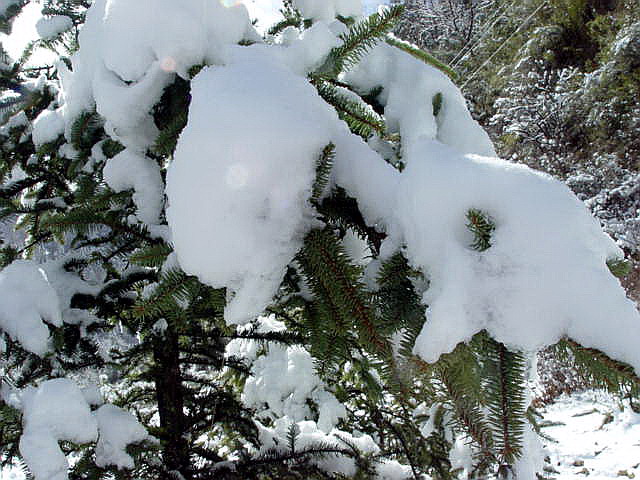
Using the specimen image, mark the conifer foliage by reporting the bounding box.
[0,1,639,480]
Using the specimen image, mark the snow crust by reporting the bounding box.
[36,15,72,40]
[0,260,62,356]
[103,148,164,225]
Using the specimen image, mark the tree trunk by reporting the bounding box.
[154,328,191,480]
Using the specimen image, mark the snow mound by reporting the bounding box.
[36,15,72,40]
[6,379,150,479]
[59,0,253,149]
[167,48,336,324]
[293,0,361,21]
[95,404,149,469]
[242,343,346,432]
[0,260,62,356]
[19,379,98,480]
[382,140,639,368]
[344,42,495,158]
[32,109,64,147]
[103,148,164,225]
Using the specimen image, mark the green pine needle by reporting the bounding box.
[467,209,495,252]
[312,77,386,138]
[311,143,335,203]
[385,35,459,81]
[318,4,404,78]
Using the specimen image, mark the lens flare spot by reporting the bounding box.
[160,57,177,73]
[226,164,249,189]
[220,0,242,7]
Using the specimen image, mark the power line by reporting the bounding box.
[450,0,518,68]
[460,0,548,89]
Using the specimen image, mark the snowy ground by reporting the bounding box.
[4,390,640,479]
[541,391,640,479]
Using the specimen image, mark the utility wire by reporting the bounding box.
[450,0,519,67]
[460,0,548,89]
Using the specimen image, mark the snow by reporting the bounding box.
[35,15,72,40]
[5,379,149,479]
[242,343,346,432]
[0,260,62,356]
[385,140,640,368]
[19,379,98,480]
[254,418,413,479]
[167,48,337,324]
[344,43,495,158]
[256,418,382,477]
[542,391,640,479]
[59,0,254,150]
[293,0,361,21]
[31,108,64,147]
[95,404,149,469]
[162,7,640,371]
[103,148,164,225]
[5,0,639,476]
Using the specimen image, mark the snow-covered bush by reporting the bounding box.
[1,1,639,479]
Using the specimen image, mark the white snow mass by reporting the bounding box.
[0,260,62,356]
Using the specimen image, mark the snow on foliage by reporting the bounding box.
[293,0,361,21]
[58,0,253,150]
[31,108,64,147]
[255,417,411,478]
[35,15,72,40]
[167,48,337,324]
[18,379,97,480]
[166,26,639,371]
[4,0,639,477]
[231,317,347,432]
[95,404,150,469]
[103,148,164,225]
[343,43,495,158]
[0,379,149,479]
[0,260,62,356]
[390,141,637,364]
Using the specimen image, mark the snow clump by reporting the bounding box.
[0,260,62,356]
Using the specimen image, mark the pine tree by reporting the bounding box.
[1,1,639,480]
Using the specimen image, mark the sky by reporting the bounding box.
[1,0,390,64]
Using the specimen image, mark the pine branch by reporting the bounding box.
[317,4,404,78]
[375,252,425,358]
[385,35,458,81]
[130,243,173,268]
[559,338,640,396]
[315,187,386,255]
[467,209,495,252]
[311,143,335,203]
[296,228,390,358]
[480,335,526,465]
[267,16,302,36]
[311,77,386,138]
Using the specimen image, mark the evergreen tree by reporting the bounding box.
[0,1,638,480]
